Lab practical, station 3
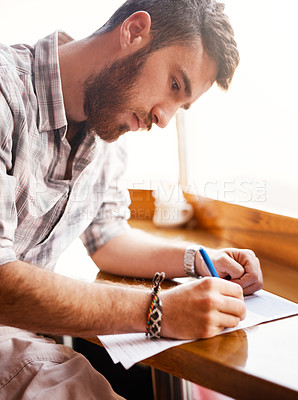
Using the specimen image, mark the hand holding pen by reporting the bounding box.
[197,246,263,295]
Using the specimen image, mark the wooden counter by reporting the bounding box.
[87,219,298,400]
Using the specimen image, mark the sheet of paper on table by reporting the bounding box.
[98,290,298,369]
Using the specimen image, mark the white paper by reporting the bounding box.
[98,290,298,369]
[222,289,298,333]
[98,333,193,370]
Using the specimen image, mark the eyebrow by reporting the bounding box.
[179,69,192,98]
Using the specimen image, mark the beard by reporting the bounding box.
[83,44,154,143]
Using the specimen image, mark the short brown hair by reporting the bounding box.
[94,0,239,90]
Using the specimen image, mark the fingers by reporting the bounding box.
[208,248,263,295]
[228,250,263,294]
[214,276,244,300]
[160,278,246,340]
[200,278,246,326]
[239,281,262,296]
[198,284,246,338]
[199,313,242,339]
[215,313,241,332]
[217,292,246,321]
[211,250,244,280]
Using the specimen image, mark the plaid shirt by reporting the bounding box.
[0,31,131,270]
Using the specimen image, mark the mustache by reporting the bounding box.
[135,110,153,131]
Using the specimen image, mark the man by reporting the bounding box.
[0,0,262,398]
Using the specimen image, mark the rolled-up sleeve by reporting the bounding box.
[80,139,132,256]
[0,89,18,266]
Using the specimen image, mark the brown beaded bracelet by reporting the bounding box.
[146,272,165,339]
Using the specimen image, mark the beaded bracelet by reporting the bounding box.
[146,272,165,339]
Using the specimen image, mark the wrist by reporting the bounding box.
[146,272,165,339]
[184,245,202,278]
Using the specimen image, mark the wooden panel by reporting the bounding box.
[127,220,298,302]
[128,189,155,220]
[127,189,298,270]
[186,194,298,270]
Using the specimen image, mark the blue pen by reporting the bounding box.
[199,247,219,278]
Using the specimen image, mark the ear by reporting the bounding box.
[120,11,152,50]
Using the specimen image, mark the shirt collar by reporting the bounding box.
[34,31,73,135]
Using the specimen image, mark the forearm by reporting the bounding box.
[91,228,263,295]
[0,260,249,341]
[0,260,151,336]
[91,228,192,279]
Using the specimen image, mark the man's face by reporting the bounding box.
[83,41,217,142]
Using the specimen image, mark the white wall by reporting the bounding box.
[183,0,298,218]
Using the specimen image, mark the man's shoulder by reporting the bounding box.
[0,44,12,71]
[0,42,34,79]
[0,43,34,104]
[0,48,15,105]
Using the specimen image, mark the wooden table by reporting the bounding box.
[87,220,298,400]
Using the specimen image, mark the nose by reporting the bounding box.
[151,104,178,129]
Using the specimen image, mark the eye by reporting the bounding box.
[171,77,180,91]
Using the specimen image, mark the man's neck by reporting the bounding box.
[58,29,122,126]
[66,122,84,147]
